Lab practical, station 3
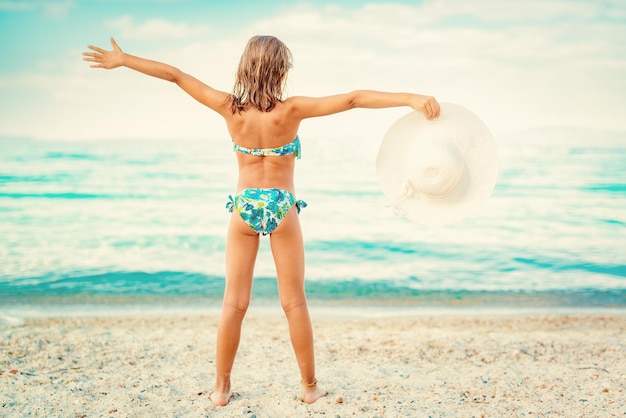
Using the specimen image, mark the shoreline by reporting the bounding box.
[2,311,625,417]
[2,298,626,322]
[2,285,626,320]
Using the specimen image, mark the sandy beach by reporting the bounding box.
[2,308,625,417]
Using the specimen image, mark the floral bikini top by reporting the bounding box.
[232,135,301,159]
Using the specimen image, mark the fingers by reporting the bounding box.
[83,40,122,69]
[83,44,106,67]
[432,97,441,119]
[82,52,102,65]
[110,37,121,51]
[426,97,440,120]
[412,95,440,120]
[87,44,106,54]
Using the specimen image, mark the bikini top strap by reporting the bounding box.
[232,135,301,159]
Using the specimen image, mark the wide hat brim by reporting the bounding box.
[376,103,498,226]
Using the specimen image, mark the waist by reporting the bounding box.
[236,160,295,192]
[236,182,295,194]
[236,175,295,193]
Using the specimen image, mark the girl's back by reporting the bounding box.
[225,101,300,191]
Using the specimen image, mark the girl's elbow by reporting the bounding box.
[168,68,184,83]
[347,91,362,109]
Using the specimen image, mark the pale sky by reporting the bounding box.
[0,0,624,142]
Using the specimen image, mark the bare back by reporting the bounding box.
[223,101,301,193]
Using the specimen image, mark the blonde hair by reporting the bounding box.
[231,35,293,113]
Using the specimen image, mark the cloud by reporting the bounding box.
[106,14,211,41]
[0,0,34,11]
[0,0,35,12]
[237,1,626,135]
[42,0,73,18]
[0,0,74,17]
[1,0,624,141]
[413,0,614,22]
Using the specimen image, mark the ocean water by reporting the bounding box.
[1,131,625,315]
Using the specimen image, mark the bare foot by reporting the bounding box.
[209,390,234,407]
[301,383,328,404]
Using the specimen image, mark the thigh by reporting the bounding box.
[269,209,306,301]
[224,212,260,307]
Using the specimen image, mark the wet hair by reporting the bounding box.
[230,35,293,113]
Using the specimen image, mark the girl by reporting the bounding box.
[83,35,440,406]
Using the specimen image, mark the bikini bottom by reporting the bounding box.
[226,188,307,235]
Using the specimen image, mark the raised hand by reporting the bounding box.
[82,37,124,69]
[411,94,440,120]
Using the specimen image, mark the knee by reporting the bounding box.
[280,295,307,316]
[222,296,250,318]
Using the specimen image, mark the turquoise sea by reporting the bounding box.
[1,129,625,318]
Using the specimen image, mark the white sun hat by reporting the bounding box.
[376,103,498,225]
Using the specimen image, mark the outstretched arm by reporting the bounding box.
[82,38,230,114]
[289,90,440,121]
